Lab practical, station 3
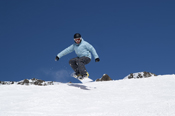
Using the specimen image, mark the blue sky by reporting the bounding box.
[0,0,175,83]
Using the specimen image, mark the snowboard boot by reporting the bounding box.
[72,72,81,78]
[86,72,89,77]
[78,72,89,80]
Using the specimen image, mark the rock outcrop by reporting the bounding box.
[124,72,157,79]
[96,74,112,82]
[0,78,56,86]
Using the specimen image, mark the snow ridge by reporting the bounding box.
[0,78,60,86]
[124,71,157,79]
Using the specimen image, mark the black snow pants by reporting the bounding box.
[69,57,91,76]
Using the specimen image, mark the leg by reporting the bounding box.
[77,57,91,76]
[69,57,79,75]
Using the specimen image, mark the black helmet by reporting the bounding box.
[74,33,81,38]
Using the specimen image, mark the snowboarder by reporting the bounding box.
[55,33,100,79]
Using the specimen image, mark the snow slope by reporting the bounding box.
[1,75,175,116]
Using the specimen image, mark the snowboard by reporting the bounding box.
[78,77,93,83]
[71,73,93,83]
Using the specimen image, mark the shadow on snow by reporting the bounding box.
[68,83,95,90]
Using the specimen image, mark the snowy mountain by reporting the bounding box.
[0,78,60,86]
[0,72,156,86]
[1,74,175,116]
[124,71,157,79]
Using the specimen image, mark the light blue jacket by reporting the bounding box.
[57,39,99,59]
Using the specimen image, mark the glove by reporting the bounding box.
[55,56,59,61]
[95,58,100,62]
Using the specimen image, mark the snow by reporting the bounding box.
[1,75,175,116]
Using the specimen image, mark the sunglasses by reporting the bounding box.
[74,38,81,42]
[74,38,81,40]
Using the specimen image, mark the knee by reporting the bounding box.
[69,59,75,65]
[69,59,73,65]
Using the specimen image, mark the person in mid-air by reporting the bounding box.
[55,33,100,79]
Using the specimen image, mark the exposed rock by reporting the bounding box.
[124,72,157,79]
[31,78,37,81]
[143,71,157,77]
[37,79,45,83]
[128,73,134,79]
[23,79,29,84]
[11,81,14,84]
[0,78,56,86]
[0,81,11,85]
[34,80,44,85]
[96,74,112,82]
[96,79,100,81]
[17,82,22,85]
[47,81,54,85]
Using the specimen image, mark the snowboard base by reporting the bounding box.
[71,73,93,83]
[79,77,93,83]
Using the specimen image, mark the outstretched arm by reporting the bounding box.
[56,45,74,59]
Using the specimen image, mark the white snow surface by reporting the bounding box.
[1,75,175,116]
